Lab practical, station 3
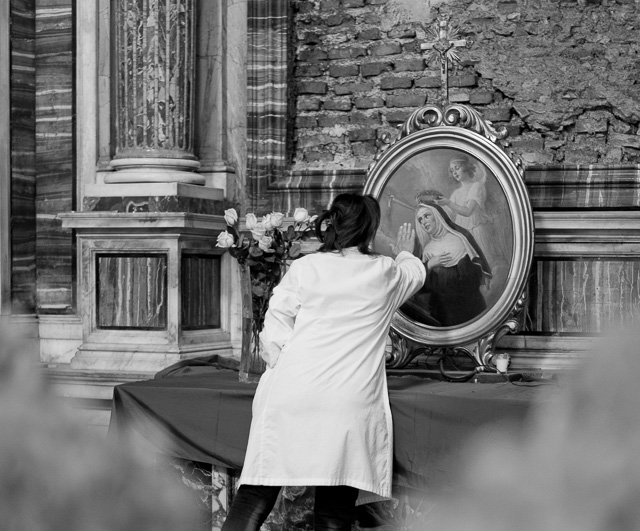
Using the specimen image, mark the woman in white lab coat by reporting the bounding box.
[222,194,425,531]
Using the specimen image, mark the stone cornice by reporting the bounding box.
[59,212,227,235]
[534,211,640,257]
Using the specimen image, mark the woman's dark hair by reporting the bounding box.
[314,193,381,254]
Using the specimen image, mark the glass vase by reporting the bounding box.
[238,265,266,383]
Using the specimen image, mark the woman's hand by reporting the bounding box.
[435,197,451,206]
[428,252,453,269]
[390,223,415,256]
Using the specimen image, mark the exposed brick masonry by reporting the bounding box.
[293,0,640,169]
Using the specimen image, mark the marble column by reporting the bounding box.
[107,0,203,185]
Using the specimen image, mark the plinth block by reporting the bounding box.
[59,212,242,374]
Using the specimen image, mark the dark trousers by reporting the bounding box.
[221,484,359,531]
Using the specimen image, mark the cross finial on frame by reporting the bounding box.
[421,15,473,104]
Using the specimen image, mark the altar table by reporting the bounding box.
[109,360,558,494]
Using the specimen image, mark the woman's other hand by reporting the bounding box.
[390,223,415,256]
[428,252,453,269]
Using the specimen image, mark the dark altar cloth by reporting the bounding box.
[110,363,555,494]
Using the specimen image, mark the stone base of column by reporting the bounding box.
[107,158,205,185]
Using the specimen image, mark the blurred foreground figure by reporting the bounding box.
[428,332,640,531]
[0,323,196,531]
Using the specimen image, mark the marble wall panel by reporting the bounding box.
[97,254,168,330]
[526,165,640,209]
[10,0,37,313]
[528,258,640,334]
[181,255,221,330]
[35,0,75,313]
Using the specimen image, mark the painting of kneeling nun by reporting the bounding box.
[400,202,491,327]
[374,147,514,328]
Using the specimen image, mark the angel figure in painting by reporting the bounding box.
[435,157,510,304]
[400,202,492,327]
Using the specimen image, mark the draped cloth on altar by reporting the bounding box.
[109,357,556,494]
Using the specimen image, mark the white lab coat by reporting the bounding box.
[238,249,425,503]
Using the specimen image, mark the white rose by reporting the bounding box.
[258,235,274,252]
[223,208,238,226]
[216,231,235,248]
[270,212,285,228]
[293,207,309,223]
[251,222,266,240]
[246,213,258,230]
[262,214,273,230]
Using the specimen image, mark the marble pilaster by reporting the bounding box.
[194,2,237,193]
[10,1,36,314]
[1,1,12,313]
[35,0,74,314]
[76,0,97,208]
[225,0,248,204]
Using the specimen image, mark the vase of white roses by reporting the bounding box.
[217,207,316,383]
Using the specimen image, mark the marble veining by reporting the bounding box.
[529,258,640,333]
[11,0,37,313]
[270,169,367,214]
[97,254,168,330]
[35,0,75,313]
[526,164,640,209]
[181,255,221,330]
[83,195,226,215]
[246,0,290,212]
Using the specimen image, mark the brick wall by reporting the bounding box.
[292,0,640,169]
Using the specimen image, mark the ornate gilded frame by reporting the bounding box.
[364,104,534,370]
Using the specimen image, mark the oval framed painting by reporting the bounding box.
[364,115,534,350]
